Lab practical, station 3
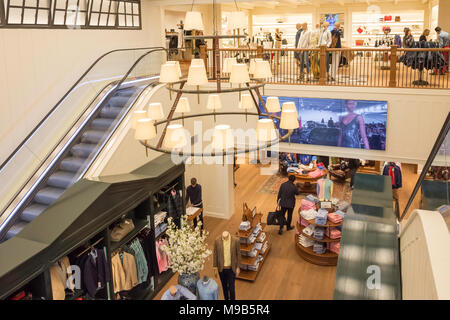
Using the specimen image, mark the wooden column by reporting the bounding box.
[257,45,264,59]
[200,44,208,77]
[389,45,398,88]
[319,45,327,85]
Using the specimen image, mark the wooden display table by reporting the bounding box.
[295,208,342,266]
[288,168,328,194]
[186,207,202,222]
[236,204,271,282]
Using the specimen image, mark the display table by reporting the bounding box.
[186,207,202,222]
[288,168,328,194]
[295,206,342,266]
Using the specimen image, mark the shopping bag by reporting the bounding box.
[267,201,282,225]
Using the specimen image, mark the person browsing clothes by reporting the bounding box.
[185,177,203,230]
[277,175,300,235]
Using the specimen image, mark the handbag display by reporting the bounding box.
[395,16,401,22]
[111,219,135,242]
[384,16,392,21]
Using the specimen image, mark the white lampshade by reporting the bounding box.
[187,65,209,86]
[223,57,237,73]
[282,101,297,112]
[249,58,263,75]
[163,124,188,149]
[135,118,157,140]
[266,97,281,113]
[228,11,247,30]
[239,94,253,110]
[131,110,147,129]
[175,97,191,113]
[212,124,234,151]
[207,94,222,111]
[254,60,272,79]
[280,110,299,130]
[166,61,182,78]
[147,102,164,120]
[159,63,179,83]
[257,119,277,142]
[230,63,250,84]
[184,11,204,30]
[191,58,205,68]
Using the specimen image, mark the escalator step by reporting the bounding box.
[47,171,77,189]
[81,130,105,144]
[100,107,123,119]
[71,143,97,158]
[60,157,86,173]
[34,187,66,206]
[91,118,115,130]
[21,204,48,222]
[115,88,137,97]
[5,221,28,240]
[106,96,132,108]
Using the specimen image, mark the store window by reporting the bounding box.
[0,0,141,28]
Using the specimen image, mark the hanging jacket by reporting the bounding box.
[111,251,138,293]
[400,41,446,70]
[383,164,402,189]
[167,192,183,220]
[82,248,111,297]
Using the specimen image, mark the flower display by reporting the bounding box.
[163,215,212,275]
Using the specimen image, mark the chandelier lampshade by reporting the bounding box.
[223,57,237,74]
[206,94,222,111]
[135,118,157,140]
[147,102,164,121]
[184,11,204,30]
[228,11,247,30]
[163,124,188,149]
[266,97,281,113]
[187,65,209,86]
[166,60,182,78]
[282,101,297,112]
[230,63,250,84]
[239,94,253,110]
[175,97,191,113]
[249,58,263,75]
[191,58,206,68]
[159,63,180,83]
[131,110,147,129]
[257,118,277,142]
[280,109,298,130]
[212,124,234,151]
[253,60,272,79]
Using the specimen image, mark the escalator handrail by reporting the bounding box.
[0,46,165,173]
[0,47,167,238]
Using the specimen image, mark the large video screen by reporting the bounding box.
[259,96,388,150]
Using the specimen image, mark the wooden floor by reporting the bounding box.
[153,162,420,300]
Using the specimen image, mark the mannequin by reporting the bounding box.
[197,275,219,300]
[161,284,196,300]
[213,231,241,300]
[317,173,334,201]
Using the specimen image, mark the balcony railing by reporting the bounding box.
[198,45,450,89]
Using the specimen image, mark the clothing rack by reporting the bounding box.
[76,237,104,258]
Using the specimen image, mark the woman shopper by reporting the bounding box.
[419,29,430,42]
[275,28,283,66]
[403,28,414,48]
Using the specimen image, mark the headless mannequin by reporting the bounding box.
[203,275,209,283]
[214,231,240,278]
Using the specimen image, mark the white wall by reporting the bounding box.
[0,1,165,165]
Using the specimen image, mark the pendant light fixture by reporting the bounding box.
[280,109,298,145]
[175,97,191,126]
[253,60,272,95]
[230,63,250,99]
[257,118,277,142]
[159,63,180,100]
[282,101,297,112]
[239,93,253,122]
[187,65,209,104]
[135,118,157,156]
[184,11,204,31]
[206,94,222,122]
[164,124,188,149]
[131,110,147,130]
[147,102,164,133]
[266,97,281,113]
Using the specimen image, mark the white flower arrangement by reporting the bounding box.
[164,215,212,275]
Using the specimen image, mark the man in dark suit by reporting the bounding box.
[277,175,300,235]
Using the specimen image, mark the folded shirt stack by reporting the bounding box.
[327,212,343,224]
[287,167,300,173]
[308,169,325,178]
[257,232,266,243]
[254,242,263,250]
[302,224,316,236]
[301,209,317,221]
[313,227,325,240]
[301,199,316,211]
[247,234,257,244]
[336,210,345,219]
[241,264,248,271]
[248,249,258,257]
[325,227,342,239]
[257,255,264,263]
[315,209,328,226]
[329,242,340,254]
[298,234,315,248]
[186,207,199,216]
[239,221,251,231]
[337,200,349,212]
[252,223,262,236]
[306,194,319,204]
[155,223,168,238]
[261,241,269,254]
[331,198,339,206]
[299,217,310,227]
[313,242,326,254]
[154,211,167,226]
[248,263,260,272]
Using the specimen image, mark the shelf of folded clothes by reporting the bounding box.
[296,234,339,259]
[296,222,341,243]
[237,214,262,238]
[237,240,271,282]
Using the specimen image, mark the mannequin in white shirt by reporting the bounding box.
[297,23,311,81]
[319,22,332,78]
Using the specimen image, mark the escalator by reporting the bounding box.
[0,47,166,242]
